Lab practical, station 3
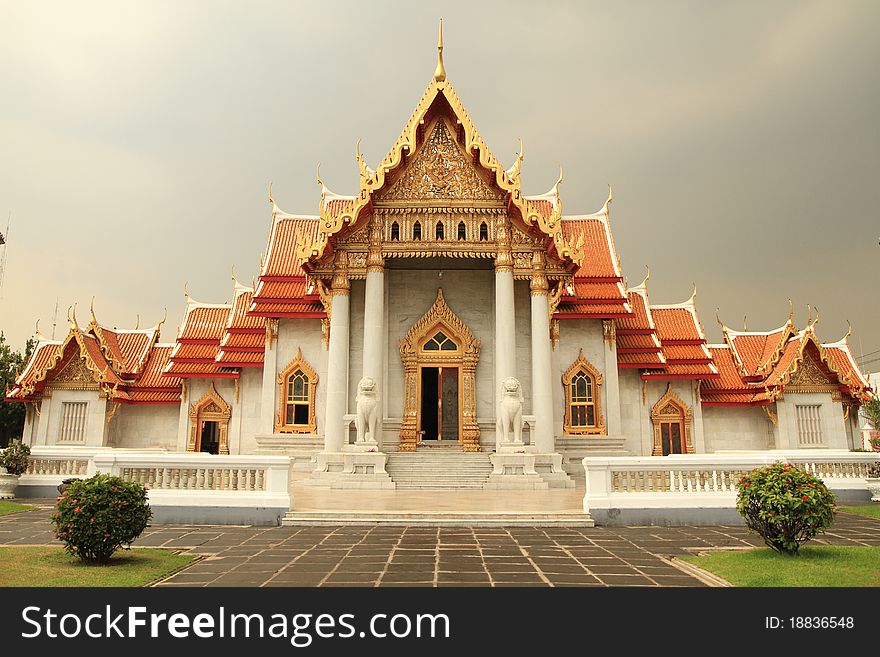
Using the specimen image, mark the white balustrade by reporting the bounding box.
[583,451,879,514]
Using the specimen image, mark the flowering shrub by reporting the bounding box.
[51,474,151,563]
[1,441,31,476]
[736,462,835,555]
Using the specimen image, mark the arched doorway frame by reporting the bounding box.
[650,384,694,456]
[398,288,481,452]
[188,382,232,454]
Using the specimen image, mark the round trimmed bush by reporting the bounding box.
[51,473,152,563]
[736,461,835,555]
[1,441,31,475]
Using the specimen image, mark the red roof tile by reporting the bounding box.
[652,307,703,342]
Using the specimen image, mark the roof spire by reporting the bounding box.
[787,298,793,324]
[743,315,748,331]
[715,308,724,329]
[134,314,140,330]
[433,18,446,82]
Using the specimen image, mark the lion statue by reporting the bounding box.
[496,376,524,445]
[355,376,380,443]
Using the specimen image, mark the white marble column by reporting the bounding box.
[494,219,516,401]
[323,258,350,452]
[602,320,622,436]
[530,254,555,453]
[259,319,278,435]
[361,219,385,446]
[35,396,52,445]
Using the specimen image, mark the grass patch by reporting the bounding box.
[681,546,880,587]
[0,546,195,587]
[839,504,880,519]
[0,500,37,516]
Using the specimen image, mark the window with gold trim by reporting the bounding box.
[562,349,605,435]
[276,348,318,434]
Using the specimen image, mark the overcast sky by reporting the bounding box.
[1,1,878,371]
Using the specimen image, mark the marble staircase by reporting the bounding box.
[385,450,493,489]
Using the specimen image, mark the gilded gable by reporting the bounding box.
[376,119,506,205]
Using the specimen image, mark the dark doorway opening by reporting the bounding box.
[420,367,439,440]
[200,421,220,454]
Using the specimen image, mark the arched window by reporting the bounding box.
[435,220,444,240]
[457,221,466,240]
[276,348,318,434]
[413,221,422,241]
[390,221,400,241]
[479,221,489,241]
[562,349,605,435]
[650,385,693,455]
[423,330,458,352]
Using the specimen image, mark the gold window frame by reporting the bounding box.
[562,349,605,435]
[275,348,318,434]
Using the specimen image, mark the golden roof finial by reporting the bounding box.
[267,181,275,206]
[35,318,42,340]
[806,304,812,327]
[787,298,793,324]
[743,315,748,331]
[157,307,168,334]
[715,308,724,329]
[689,282,697,304]
[433,18,446,82]
[231,264,238,285]
[134,314,139,330]
[843,320,852,342]
[89,296,98,326]
[184,282,191,302]
[812,305,820,329]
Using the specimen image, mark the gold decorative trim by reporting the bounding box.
[398,288,481,452]
[762,404,778,427]
[562,349,605,435]
[650,384,694,456]
[602,319,616,347]
[275,347,319,435]
[188,382,231,454]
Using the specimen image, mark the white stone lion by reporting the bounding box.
[496,376,524,445]
[355,376,380,443]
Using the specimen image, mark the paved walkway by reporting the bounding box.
[2,503,879,587]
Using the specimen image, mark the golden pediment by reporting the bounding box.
[49,355,100,390]
[787,352,836,392]
[376,119,506,205]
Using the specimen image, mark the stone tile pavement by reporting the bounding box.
[2,502,879,587]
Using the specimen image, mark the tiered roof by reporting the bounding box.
[5,311,181,405]
[554,195,632,320]
[615,273,664,369]
[217,282,266,368]
[701,314,872,406]
[248,206,326,318]
[643,290,719,381]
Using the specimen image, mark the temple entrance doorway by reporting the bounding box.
[419,366,460,443]
[199,421,220,454]
[399,289,481,452]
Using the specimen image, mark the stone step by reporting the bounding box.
[386,452,493,489]
[282,511,594,527]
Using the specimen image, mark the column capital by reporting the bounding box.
[367,216,385,273]
[530,249,549,295]
[494,216,514,272]
[332,250,351,294]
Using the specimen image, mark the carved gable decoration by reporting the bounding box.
[376,119,506,204]
[49,355,100,390]
[786,351,837,392]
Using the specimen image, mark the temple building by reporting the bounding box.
[5,25,873,492]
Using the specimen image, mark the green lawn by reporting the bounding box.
[839,504,880,519]
[0,546,195,587]
[0,500,37,516]
[681,546,880,587]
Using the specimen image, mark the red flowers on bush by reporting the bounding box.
[51,473,151,563]
[736,461,835,555]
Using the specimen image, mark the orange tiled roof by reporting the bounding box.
[179,305,231,342]
[617,351,665,367]
[216,350,264,366]
[171,342,220,361]
[261,214,321,279]
[560,215,621,279]
[4,340,63,400]
[652,307,704,343]
[249,301,326,317]
[616,334,660,352]
[91,325,157,376]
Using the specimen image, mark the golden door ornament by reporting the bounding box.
[398,288,481,452]
[650,384,694,456]
[188,382,231,455]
